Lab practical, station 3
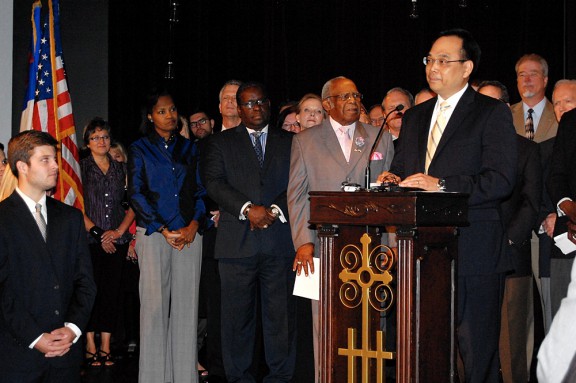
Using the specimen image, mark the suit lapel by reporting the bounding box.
[418,99,436,172]
[46,198,63,256]
[236,126,262,170]
[9,193,50,248]
[321,120,349,167]
[512,103,525,136]
[262,128,278,173]
[348,121,367,168]
[535,101,556,142]
[432,88,475,160]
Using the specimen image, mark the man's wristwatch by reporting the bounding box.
[270,207,280,218]
[437,178,447,192]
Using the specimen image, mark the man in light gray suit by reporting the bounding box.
[287,76,394,382]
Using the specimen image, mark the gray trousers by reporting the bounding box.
[551,257,575,319]
[136,228,202,383]
[499,275,532,383]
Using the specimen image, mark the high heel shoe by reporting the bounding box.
[85,350,101,368]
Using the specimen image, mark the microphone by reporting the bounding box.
[364,104,404,189]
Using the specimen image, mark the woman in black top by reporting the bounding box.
[81,118,135,367]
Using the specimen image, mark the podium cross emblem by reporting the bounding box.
[337,233,395,382]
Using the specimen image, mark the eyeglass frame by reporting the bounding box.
[189,118,210,128]
[324,92,363,102]
[282,121,301,130]
[238,98,270,109]
[89,135,111,142]
[423,56,468,66]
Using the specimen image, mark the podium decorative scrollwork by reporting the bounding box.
[338,233,395,382]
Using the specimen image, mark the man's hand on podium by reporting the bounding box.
[400,173,440,191]
[293,243,315,277]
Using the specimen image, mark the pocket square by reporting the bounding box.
[370,152,383,160]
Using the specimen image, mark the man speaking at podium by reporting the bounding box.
[380,29,517,383]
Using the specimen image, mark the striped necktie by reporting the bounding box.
[425,101,450,174]
[525,108,534,140]
[251,132,264,167]
[35,203,47,241]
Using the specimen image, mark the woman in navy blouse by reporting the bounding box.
[128,89,205,383]
[81,118,135,367]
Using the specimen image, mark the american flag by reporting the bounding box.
[20,0,84,210]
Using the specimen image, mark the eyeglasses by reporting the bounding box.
[239,98,270,109]
[325,92,363,102]
[282,122,300,131]
[190,118,209,128]
[423,56,468,66]
[370,117,385,125]
[89,135,110,142]
[1,159,7,166]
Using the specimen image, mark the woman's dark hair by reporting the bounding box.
[140,87,177,135]
[83,117,111,146]
[276,105,298,131]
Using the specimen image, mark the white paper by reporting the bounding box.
[554,232,576,255]
[293,258,320,301]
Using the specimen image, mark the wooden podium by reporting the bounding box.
[309,191,469,383]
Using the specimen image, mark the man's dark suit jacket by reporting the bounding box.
[538,137,556,276]
[500,136,542,277]
[548,108,576,258]
[203,125,294,259]
[0,192,96,373]
[390,86,517,276]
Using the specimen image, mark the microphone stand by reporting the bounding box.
[364,105,404,189]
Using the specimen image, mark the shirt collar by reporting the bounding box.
[436,84,469,110]
[523,97,546,117]
[245,125,269,135]
[329,116,356,138]
[15,187,48,222]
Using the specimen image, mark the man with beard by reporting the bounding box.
[189,111,214,140]
[511,54,557,142]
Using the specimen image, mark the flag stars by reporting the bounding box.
[38,63,43,70]
[41,37,47,44]
[42,54,48,60]
[35,89,40,96]
[39,79,45,86]
[44,71,49,77]
[46,87,51,93]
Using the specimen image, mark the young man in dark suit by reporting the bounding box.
[0,130,96,383]
[203,82,296,382]
[381,29,517,383]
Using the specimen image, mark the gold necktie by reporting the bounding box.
[425,101,450,174]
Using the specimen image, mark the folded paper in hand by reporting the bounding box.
[293,258,320,301]
[554,232,576,255]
